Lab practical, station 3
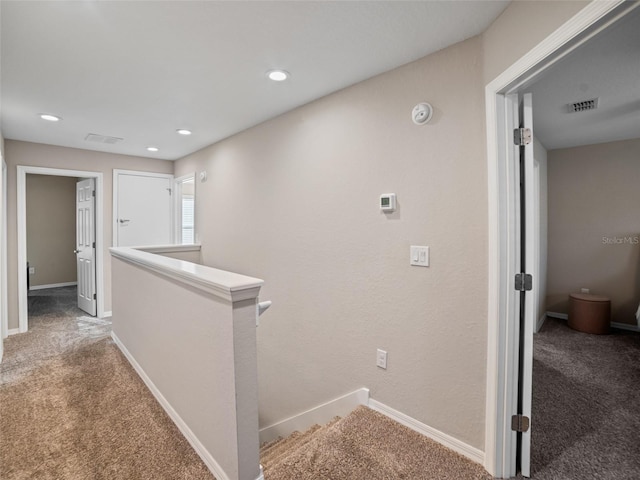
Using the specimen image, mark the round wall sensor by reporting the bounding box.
[412,102,433,125]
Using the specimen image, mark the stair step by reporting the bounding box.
[260,406,493,480]
[260,417,342,472]
[261,430,308,464]
[261,425,321,467]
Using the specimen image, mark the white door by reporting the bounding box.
[114,171,173,247]
[76,178,97,316]
[515,92,535,477]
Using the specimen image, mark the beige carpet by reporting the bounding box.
[6,288,492,479]
[0,289,215,480]
[261,406,492,480]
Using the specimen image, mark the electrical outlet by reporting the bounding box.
[28,267,35,275]
[376,349,388,369]
[581,288,590,294]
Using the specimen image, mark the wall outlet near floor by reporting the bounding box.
[581,288,590,294]
[376,349,388,369]
[28,267,35,275]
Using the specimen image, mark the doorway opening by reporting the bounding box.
[17,166,105,333]
[484,1,640,478]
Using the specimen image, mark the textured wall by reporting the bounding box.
[111,256,261,480]
[534,138,549,329]
[26,174,77,287]
[176,36,489,449]
[482,0,590,84]
[4,140,174,327]
[547,138,640,325]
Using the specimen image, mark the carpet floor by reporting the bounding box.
[529,317,640,479]
[260,406,492,480]
[0,287,215,480]
[11,289,637,479]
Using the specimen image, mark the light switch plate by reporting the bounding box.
[410,246,429,267]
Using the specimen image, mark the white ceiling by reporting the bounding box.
[1,0,509,161]
[530,6,640,150]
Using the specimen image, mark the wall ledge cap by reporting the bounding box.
[110,246,263,302]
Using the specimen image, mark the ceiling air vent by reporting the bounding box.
[568,98,599,113]
[85,133,124,145]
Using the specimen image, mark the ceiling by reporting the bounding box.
[530,6,640,150]
[1,0,509,161]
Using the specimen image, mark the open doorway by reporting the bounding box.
[17,166,106,333]
[26,174,100,322]
[484,1,640,478]
[524,7,640,477]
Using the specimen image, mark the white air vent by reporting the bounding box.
[568,98,599,113]
[85,133,124,144]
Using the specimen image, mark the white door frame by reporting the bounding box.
[17,166,105,332]
[484,1,635,477]
[112,169,174,247]
[173,172,196,244]
[0,158,6,360]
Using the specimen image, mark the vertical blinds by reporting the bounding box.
[181,195,194,244]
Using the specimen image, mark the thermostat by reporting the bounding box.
[380,193,396,212]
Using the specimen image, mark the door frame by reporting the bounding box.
[484,1,636,477]
[17,166,105,332]
[112,169,174,247]
[0,158,6,359]
[173,173,197,244]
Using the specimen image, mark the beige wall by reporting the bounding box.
[26,174,77,287]
[534,138,549,330]
[176,36,489,449]
[174,0,593,453]
[112,256,260,480]
[482,0,589,84]
[5,140,174,328]
[547,138,640,325]
[0,0,594,456]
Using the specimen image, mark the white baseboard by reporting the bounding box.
[535,313,547,333]
[368,399,485,466]
[546,313,640,333]
[111,332,232,480]
[101,311,112,319]
[259,388,370,444]
[7,328,20,336]
[29,281,77,291]
[611,322,640,333]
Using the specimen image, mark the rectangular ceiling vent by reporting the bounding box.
[85,133,124,145]
[568,98,599,113]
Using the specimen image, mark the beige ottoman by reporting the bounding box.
[568,293,611,334]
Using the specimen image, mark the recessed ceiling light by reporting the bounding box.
[176,129,192,135]
[40,114,61,122]
[147,147,159,152]
[267,70,289,82]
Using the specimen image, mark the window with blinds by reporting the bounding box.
[181,195,194,244]
[175,175,196,244]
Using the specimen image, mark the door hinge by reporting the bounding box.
[92,190,96,197]
[93,293,97,300]
[92,242,96,249]
[511,414,530,433]
[514,128,532,146]
[515,273,533,291]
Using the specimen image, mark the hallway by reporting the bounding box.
[0,287,214,480]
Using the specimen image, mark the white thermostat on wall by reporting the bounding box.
[380,193,396,212]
